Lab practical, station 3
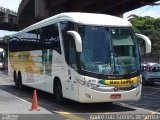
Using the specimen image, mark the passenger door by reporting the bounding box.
[60,21,79,100]
[66,38,79,101]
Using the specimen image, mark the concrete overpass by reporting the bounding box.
[18,0,159,30]
[0,6,18,31]
[0,7,15,58]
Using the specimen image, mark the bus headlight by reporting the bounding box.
[132,76,141,87]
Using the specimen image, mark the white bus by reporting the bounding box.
[9,12,151,104]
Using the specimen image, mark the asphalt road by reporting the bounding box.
[125,83,160,112]
[0,70,160,120]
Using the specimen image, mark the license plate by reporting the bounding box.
[110,94,121,99]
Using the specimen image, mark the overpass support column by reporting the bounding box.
[35,0,49,19]
[4,13,9,22]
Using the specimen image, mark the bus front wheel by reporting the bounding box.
[54,79,65,104]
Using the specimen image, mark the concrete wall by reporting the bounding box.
[35,0,49,19]
[0,6,17,23]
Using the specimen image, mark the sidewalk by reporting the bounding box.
[0,70,52,114]
[0,70,65,120]
[0,88,52,114]
[0,70,12,85]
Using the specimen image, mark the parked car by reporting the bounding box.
[141,62,160,85]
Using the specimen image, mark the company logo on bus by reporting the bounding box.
[98,76,140,86]
[109,80,134,85]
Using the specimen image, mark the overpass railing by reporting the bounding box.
[0,6,17,16]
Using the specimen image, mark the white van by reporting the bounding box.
[141,63,160,85]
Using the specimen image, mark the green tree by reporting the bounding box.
[128,15,160,52]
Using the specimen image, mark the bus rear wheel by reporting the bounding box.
[54,79,65,104]
[17,72,23,90]
[13,71,19,89]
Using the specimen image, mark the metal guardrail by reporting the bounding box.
[0,6,17,16]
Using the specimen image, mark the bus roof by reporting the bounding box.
[13,12,132,35]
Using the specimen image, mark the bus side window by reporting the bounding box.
[68,38,77,69]
[39,23,61,54]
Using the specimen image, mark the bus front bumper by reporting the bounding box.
[78,84,142,103]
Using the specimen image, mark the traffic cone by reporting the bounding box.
[29,90,40,111]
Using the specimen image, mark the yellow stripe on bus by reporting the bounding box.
[104,76,141,86]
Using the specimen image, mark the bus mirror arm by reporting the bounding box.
[67,31,82,52]
[135,33,151,54]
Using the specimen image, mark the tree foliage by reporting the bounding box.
[128,15,160,52]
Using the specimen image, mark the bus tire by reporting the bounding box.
[13,71,19,89]
[17,71,24,90]
[54,78,65,104]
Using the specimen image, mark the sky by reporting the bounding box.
[124,1,160,19]
[0,0,160,37]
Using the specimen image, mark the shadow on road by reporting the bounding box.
[0,85,136,114]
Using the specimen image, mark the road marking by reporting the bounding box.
[117,102,160,114]
[141,95,160,100]
[142,93,160,97]
[149,89,160,95]
[121,102,160,120]
[55,111,85,120]
[130,103,160,107]
[143,112,157,120]
[128,105,160,120]
[15,95,31,104]
[143,86,160,90]
[11,93,160,119]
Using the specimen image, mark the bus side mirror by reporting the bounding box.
[135,33,151,54]
[67,31,82,52]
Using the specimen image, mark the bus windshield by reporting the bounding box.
[78,25,140,75]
